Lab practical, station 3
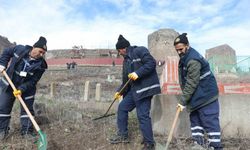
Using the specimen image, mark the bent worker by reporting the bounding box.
[174,33,222,150]
[0,36,48,140]
[109,35,161,150]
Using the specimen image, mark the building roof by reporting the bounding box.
[46,58,123,66]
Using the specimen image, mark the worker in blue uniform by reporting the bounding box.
[0,36,47,140]
[109,35,161,150]
[175,33,222,150]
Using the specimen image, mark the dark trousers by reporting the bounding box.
[117,90,154,144]
[190,100,222,149]
[0,89,35,134]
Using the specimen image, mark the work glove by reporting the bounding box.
[0,65,5,73]
[114,92,121,100]
[177,103,185,112]
[128,72,138,81]
[13,90,22,97]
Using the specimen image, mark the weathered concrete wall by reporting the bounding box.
[151,94,191,138]
[151,94,250,138]
[220,94,250,138]
[148,29,179,60]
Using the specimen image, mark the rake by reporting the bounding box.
[93,79,131,120]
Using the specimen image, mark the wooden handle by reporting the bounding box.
[119,78,132,94]
[103,79,132,116]
[165,107,181,150]
[2,71,41,131]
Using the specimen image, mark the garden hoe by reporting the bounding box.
[164,106,181,150]
[2,70,47,150]
[93,79,131,120]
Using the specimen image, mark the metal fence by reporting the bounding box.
[208,56,250,75]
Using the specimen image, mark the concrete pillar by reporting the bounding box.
[148,29,179,60]
[151,94,190,137]
[50,82,55,98]
[107,75,112,82]
[95,83,101,101]
[84,81,90,102]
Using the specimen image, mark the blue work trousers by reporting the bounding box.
[0,89,35,134]
[117,90,154,144]
[190,100,222,149]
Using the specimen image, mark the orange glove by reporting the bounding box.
[13,90,22,97]
[128,72,138,81]
[114,92,121,100]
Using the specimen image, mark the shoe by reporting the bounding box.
[191,141,206,150]
[208,146,223,150]
[0,131,7,140]
[141,143,155,150]
[109,134,129,144]
[141,140,145,145]
[21,131,37,141]
[0,129,9,140]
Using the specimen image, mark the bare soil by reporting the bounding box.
[1,100,250,150]
[1,67,250,150]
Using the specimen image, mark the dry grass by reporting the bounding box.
[1,97,250,150]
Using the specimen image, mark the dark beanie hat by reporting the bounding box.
[174,33,189,46]
[116,34,130,50]
[33,36,47,51]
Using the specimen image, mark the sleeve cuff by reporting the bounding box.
[180,96,187,106]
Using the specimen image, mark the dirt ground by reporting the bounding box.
[1,99,250,150]
[1,67,250,150]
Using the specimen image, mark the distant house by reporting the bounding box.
[206,44,236,73]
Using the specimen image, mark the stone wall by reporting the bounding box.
[46,49,118,59]
[148,29,179,60]
[0,35,15,54]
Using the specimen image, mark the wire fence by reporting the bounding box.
[208,56,250,75]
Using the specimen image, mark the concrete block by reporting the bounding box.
[84,81,90,102]
[50,82,55,98]
[220,94,250,138]
[95,83,101,101]
[151,94,250,138]
[151,94,190,138]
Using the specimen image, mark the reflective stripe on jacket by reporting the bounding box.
[118,46,161,100]
[178,47,218,111]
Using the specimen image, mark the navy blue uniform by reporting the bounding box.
[117,46,161,144]
[178,47,222,149]
[0,45,47,134]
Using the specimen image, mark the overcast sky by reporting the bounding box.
[0,0,249,55]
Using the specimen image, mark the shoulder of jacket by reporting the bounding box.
[134,46,147,50]
[14,45,25,50]
[133,46,149,53]
[14,45,32,53]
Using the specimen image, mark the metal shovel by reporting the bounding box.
[2,70,47,150]
[93,79,131,120]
